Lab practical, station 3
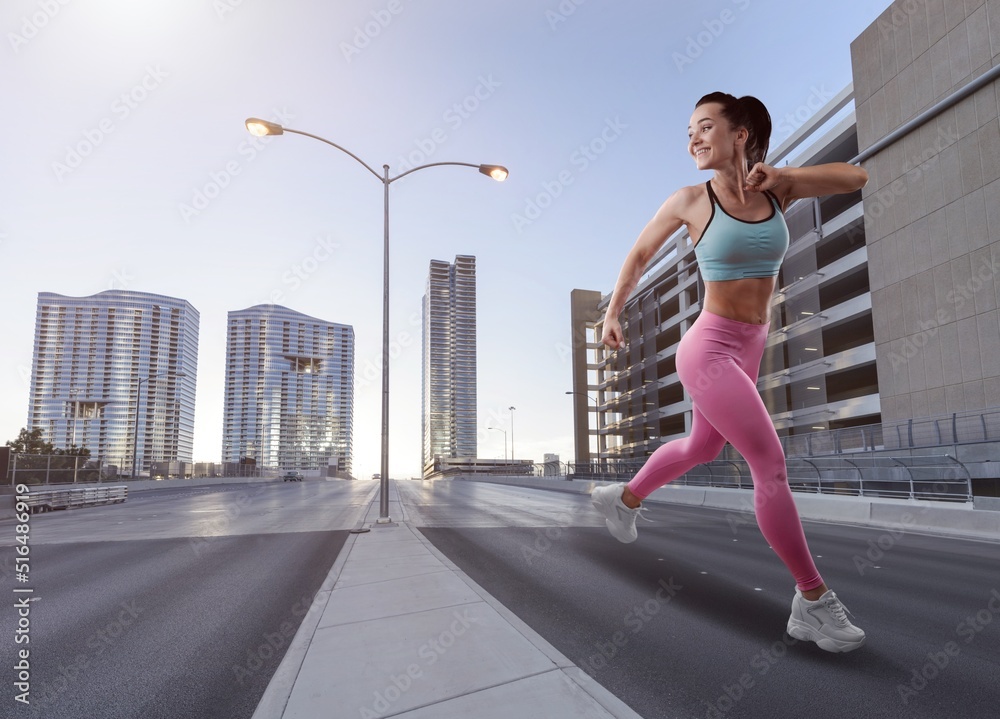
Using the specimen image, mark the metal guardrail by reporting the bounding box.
[570,408,1000,501]
[566,453,974,502]
[23,485,128,513]
[709,409,1000,459]
[681,455,973,502]
[590,406,1000,463]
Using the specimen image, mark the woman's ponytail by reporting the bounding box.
[695,92,772,171]
[736,95,772,169]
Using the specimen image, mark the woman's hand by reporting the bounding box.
[601,317,625,349]
[744,162,785,193]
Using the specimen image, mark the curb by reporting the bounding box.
[410,523,643,718]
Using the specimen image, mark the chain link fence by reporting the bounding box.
[7,454,109,485]
[3,455,281,486]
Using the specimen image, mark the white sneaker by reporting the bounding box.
[591,482,643,543]
[787,589,866,653]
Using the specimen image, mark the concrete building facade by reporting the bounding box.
[852,0,1000,441]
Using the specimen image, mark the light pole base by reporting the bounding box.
[373,516,395,525]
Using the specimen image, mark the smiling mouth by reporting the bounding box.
[695,149,709,158]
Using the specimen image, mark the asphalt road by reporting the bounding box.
[0,480,376,719]
[402,480,1000,719]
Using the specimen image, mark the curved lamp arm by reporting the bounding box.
[391,162,508,184]
[283,128,384,182]
[245,118,382,181]
[245,118,508,185]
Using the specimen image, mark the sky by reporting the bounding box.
[0,0,891,480]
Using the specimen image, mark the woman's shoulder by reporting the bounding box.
[676,182,710,200]
[665,183,710,213]
[651,183,712,233]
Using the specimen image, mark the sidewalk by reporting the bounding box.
[252,480,641,719]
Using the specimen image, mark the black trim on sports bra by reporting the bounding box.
[695,182,717,248]
[763,189,783,213]
[706,180,778,224]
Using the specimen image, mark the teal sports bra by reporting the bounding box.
[694,180,790,282]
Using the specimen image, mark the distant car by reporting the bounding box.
[282,471,303,482]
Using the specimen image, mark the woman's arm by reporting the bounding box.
[602,188,689,349]
[745,162,868,209]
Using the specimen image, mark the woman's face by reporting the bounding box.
[687,103,745,170]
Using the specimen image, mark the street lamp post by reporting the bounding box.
[70,388,81,449]
[132,371,186,480]
[508,406,516,461]
[245,117,507,522]
[488,426,507,462]
[70,388,82,483]
[566,390,602,468]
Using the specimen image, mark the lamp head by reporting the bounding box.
[245,118,284,137]
[479,164,509,181]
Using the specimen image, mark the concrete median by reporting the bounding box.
[451,474,1000,541]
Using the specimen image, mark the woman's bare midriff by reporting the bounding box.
[702,277,777,324]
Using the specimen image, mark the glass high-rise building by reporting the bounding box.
[27,290,199,473]
[422,255,477,476]
[222,305,354,475]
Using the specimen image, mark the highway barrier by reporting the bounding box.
[21,485,128,513]
[450,474,1000,541]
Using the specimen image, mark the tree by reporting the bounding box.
[6,427,54,454]
[61,444,91,458]
[5,427,90,457]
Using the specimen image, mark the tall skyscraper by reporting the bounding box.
[422,255,477,476]
[222,305,354,475]
[27,290,199,473]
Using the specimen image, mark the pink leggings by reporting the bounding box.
[627,310,823,591]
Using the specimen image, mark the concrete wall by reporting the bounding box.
[569,289,604,464]
[852,0,1000,422]
[448,474,1000,541]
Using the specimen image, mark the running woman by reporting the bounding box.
[591,92,868,653]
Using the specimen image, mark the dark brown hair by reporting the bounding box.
[695,92,772,170]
